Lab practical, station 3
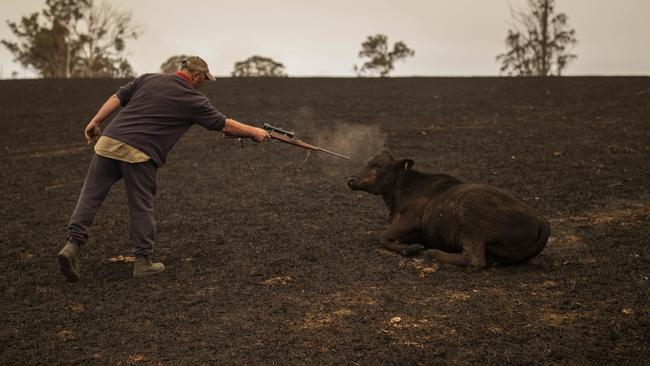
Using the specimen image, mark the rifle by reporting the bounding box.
[224,123,350,160]
[262,123,350,160]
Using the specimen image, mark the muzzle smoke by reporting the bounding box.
[314,122,387,164]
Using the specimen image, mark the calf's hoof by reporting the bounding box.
[401,244,425,256]
[425,249,440,260]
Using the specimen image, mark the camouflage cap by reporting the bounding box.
[181,56,215,81]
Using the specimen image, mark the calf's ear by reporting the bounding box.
[398,159,415,170]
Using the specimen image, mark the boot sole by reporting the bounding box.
[133,270,165,278]
[133,266,165,278]
[58,253,80,282]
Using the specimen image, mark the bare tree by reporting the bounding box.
[74,1,139,77]
[2,0,139,78]
[497,0,577,76]
[232,55,286,77]
[354,34,414,77]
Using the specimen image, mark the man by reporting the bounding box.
[57,56,270,281]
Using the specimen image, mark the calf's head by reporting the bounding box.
[347,149,414,195]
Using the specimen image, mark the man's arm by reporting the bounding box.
[84,94,121,145]
[222,118,271,142]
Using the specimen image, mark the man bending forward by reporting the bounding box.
[57,56,270,281]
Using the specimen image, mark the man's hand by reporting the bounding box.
[250,127,272,143]
[84,121,101,145]
[222,119,271,142]
[83,94,121,145]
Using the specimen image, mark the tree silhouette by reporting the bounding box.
[231,55,286,77]
[354,34,414,77]
[160,54,190,74]
[2,0,139,78]
[497,0,577,76]
[75,1,139,77]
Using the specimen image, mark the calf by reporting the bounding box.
[347,150,550,270]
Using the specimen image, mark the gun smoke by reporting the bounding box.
[275,107,388,176]
[314,122,387,165]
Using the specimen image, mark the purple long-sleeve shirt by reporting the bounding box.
[101,73,226,167]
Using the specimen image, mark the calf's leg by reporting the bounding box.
[379,220,424,256]
[426,238,487,271]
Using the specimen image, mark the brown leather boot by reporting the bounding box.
[58,241,80,282]
[133,256,165,277]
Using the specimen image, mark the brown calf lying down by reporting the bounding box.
[347,150,550,270]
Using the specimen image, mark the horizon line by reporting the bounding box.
[2,73,650,80]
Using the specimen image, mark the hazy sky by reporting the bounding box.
[1,0,649,77]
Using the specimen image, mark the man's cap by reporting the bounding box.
[181,56,215,81]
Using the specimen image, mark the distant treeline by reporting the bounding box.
[3,0,576,78]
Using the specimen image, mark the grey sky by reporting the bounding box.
[2,0,649,78]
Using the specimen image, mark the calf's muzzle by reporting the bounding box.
[347,176,360,190]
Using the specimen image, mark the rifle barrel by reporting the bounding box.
[267,129,350,160]
[317,148,350,160]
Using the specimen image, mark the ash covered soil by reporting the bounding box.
[1,77,649,365]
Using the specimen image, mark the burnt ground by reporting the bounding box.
[1,77,649,365]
